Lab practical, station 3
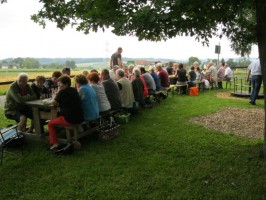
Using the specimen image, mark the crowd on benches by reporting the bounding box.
[3,60,233,150]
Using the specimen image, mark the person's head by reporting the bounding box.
[173,63,179,69]
[117,47,123,54]
[51,71,62,83]
[88,72,100,84]
[139,67,146,74]
[82,70,89,77]
[196,67,201,72]
[101,69,110,81]
[179,63,184,69]
[193,61,199,68]
[62,67,71,76]
[17,73,29,89]
[123,65,129,73]
[168,62,174,67]
[57,75,71,90]
[208,62,213,68]
[116,69,125,80]
[190,66,195,71]
[90,69,99,74]
[149,66,155,73]
[221,62,225,67]
[75,74,88,88]
[225,63,229,68]
[133,68,141,78]
[35,75,46,88]
[155,62,163,71]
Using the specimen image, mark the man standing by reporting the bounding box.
[246,58,262,105]
[110,47,123,69]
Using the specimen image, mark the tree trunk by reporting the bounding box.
[255,0,266,156]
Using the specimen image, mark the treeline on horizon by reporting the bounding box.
[0,56,253,69]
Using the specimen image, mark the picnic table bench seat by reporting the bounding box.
[56,121,98,149]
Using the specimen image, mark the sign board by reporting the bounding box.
[215,45,221,54]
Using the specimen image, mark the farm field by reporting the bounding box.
[0,69,92,94]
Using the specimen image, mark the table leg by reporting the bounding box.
[32,107,42,135]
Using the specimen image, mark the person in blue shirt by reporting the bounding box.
[148,66,161,91]
[75,74,99,121]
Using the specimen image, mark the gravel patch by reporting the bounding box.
[190,107,264,139]
[0,95,5,107]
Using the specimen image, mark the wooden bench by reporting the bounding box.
[168,84,188,95]
[56,121,98,149]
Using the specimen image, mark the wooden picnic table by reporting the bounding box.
[25,99,57,137]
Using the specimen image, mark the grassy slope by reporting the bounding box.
[0,90,266,199]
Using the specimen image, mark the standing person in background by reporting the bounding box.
[31,75,49,99]
[246,58,262,105]
[4,73,37,132]
[110,47,123,69]
[217,62,225,89]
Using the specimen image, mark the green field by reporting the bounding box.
[0,89,266,199]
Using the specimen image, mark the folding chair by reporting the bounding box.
[0,125,24,165]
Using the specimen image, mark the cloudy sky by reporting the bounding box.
[0,0,259,60]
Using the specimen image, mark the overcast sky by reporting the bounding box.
[0,0,259,60]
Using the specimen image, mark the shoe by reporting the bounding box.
[249,101,256,105]
[50,144,59,151]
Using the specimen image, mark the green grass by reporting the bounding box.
[0,89,266,199]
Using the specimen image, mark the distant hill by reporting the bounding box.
[0,57,185,65]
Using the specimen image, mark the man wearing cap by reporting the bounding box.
[110,47,123,69]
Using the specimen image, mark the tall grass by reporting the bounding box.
[0,89,265,199]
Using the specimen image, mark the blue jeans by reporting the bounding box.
[250,75,262,103]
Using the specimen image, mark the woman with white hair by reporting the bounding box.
[131,68,145,107]
[4,73,37,132]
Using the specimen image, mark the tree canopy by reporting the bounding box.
[29,0,257,56]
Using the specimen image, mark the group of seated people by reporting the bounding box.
[165,61,233,91]
[3,64,177,150]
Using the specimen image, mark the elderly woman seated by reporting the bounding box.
[131,68,145,108]
[75,74,99,121]
[48,75,84,150]
[88,72,111,116]
[4,73,37,132]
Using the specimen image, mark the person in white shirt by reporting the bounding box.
[224,63,233,82]
[246,58,262,105]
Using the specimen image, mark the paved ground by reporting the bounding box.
[0,95,5,107]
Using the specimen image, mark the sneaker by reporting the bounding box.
[50,144,59,151]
